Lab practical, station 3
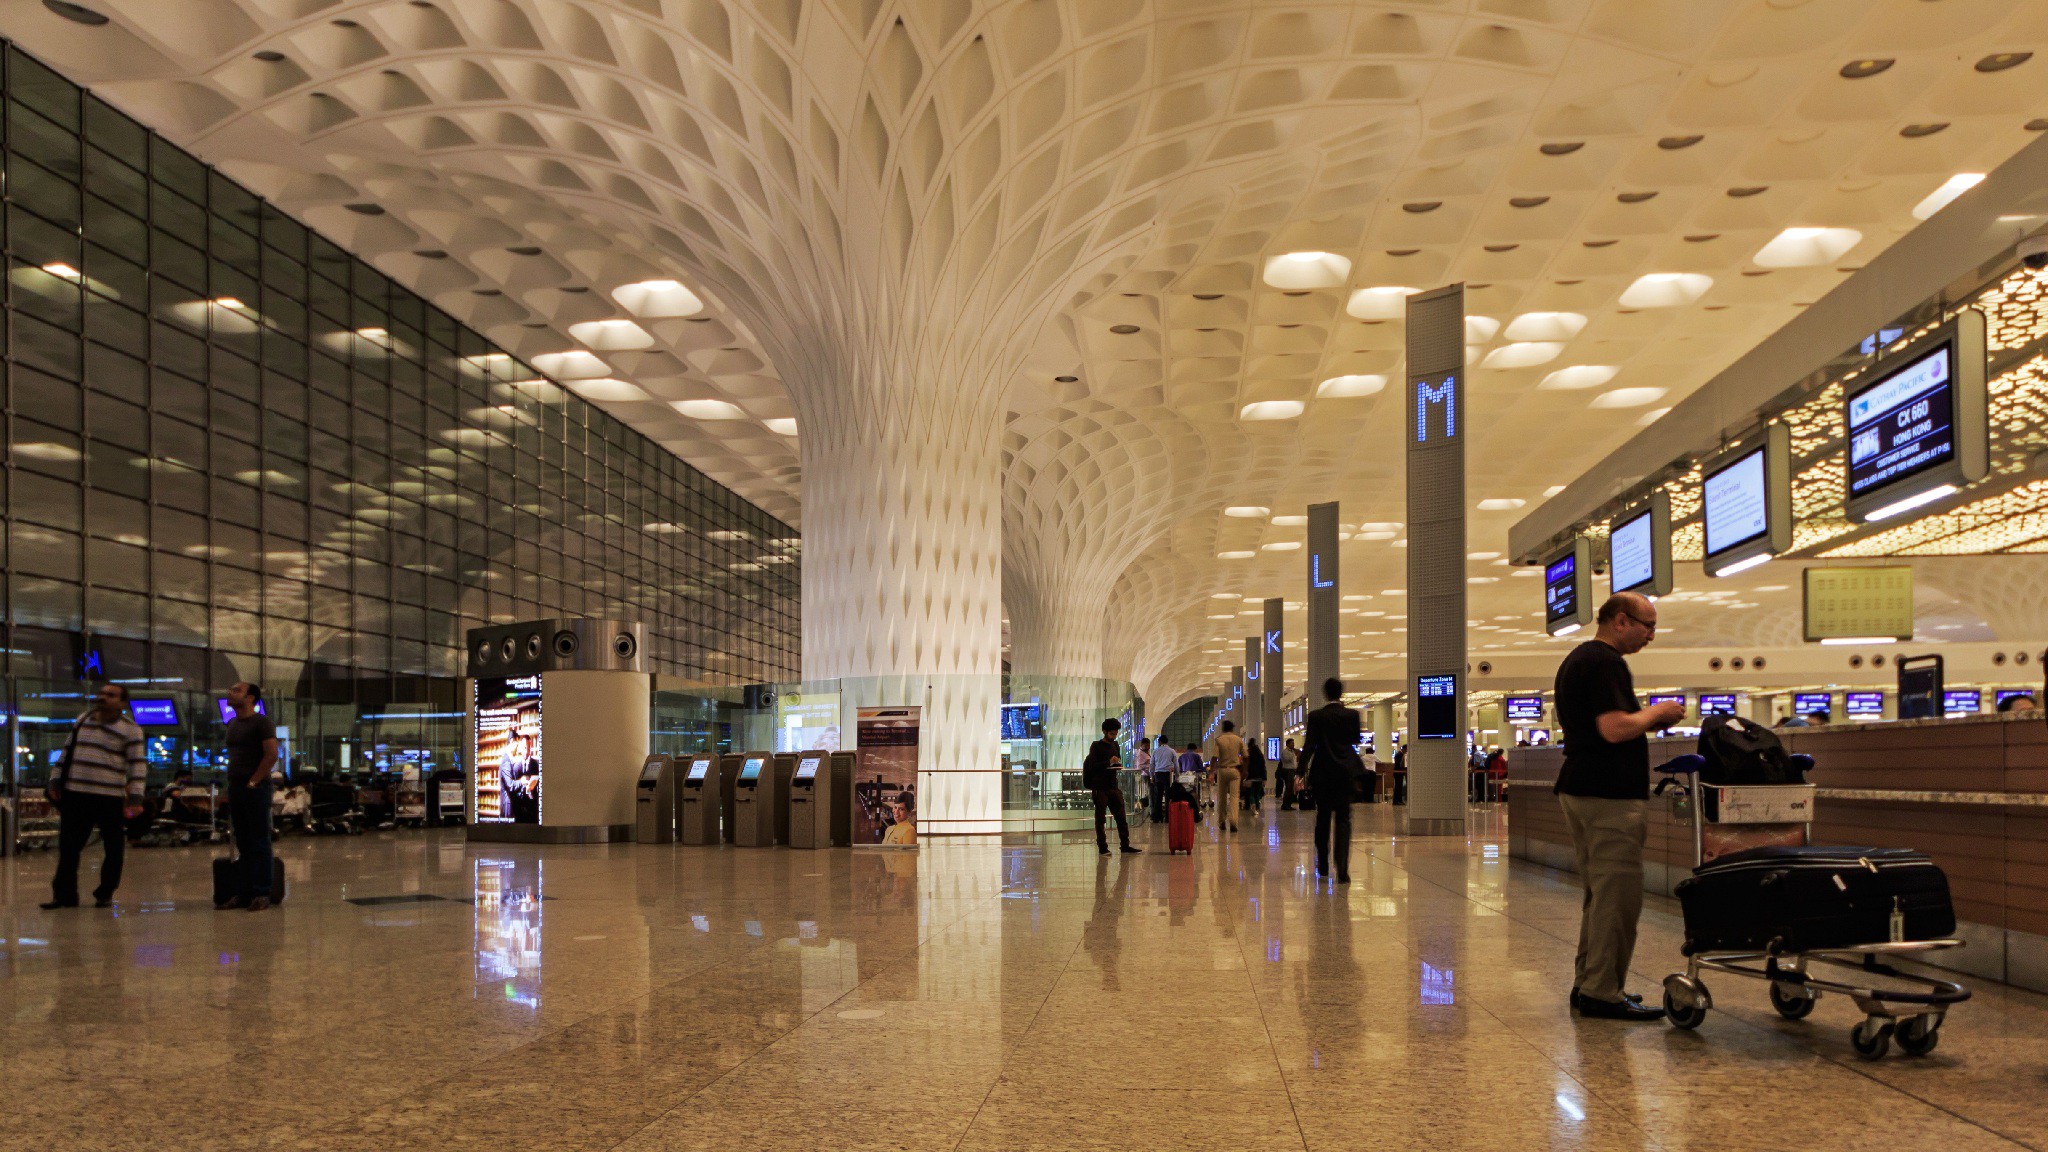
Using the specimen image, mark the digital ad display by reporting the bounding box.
[1000,703,1043,741]
[1415,674,1459,740]
[1845,691,1885,716]
[739,756,764,782]
[686,758,711,781]
[1504,696,1544,721]
[129,699,180,726]
[1703,448,1769,557]
[475,675,542,824]
[795,756,821,780]
[1943,689,1982,715]
[1848,339,1955,500]
[1698,694,1738,716]
[1647,693,1686,710]
[1544,551,1578,628]
[1608,507,1655,595]
[1793,692,1833,715]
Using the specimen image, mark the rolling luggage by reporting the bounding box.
[1167,800,1195,854]
[1675,845,1953,955]
[213,852,286,908]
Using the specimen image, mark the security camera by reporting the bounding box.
[2020,229,2048,271]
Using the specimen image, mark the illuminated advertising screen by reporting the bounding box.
[1942,689,1981,716]
[1000,703,1043,741]
[1703,448,1768,558]
[1544,551,1578,629]
[1845,692,1884,717]
[1848,340,1955,500]
[775,691,841,753]
[1415,674,1459,740]
[1793,692,1833,715]
[129,699,179,726]
[475,675,542,824]
[1504,696,1543,721]
[1698,694,1738,716]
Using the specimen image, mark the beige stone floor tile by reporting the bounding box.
[957,1084,1306,1151]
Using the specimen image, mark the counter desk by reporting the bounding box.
[1506,711,2048,992]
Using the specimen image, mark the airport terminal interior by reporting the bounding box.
[6,0,2048,1148]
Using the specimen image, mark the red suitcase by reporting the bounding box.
[1168,801,1195,854]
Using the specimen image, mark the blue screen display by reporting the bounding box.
[1544,552,1577,627]
[1793,693,1832,715]
[129,699,179,726]
[1505,696,1543,721]
[1845,692,1884,716]
[1942,689,1981,715]
[739,757,764,781]
[1698,694,1738,716]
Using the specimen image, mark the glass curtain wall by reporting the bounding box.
[0,42,798,838]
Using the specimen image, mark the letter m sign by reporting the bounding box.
[1415,375,1458,443]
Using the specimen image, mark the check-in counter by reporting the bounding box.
[1508,710,2048,992]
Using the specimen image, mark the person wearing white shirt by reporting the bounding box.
[1148,736,1178,823]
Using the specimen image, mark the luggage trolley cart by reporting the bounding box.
[1653,756,1970,1059]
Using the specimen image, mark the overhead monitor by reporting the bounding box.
[1647,693,1686,710]
[1415,674,1460,740]
[1504,696,1543,721]
[1698,693,1738,716]
[738,757,764,782]
[686,758,711,781]
[1543,539,1592,636]
[1607,490,1673,598]
[1942,689,1981,716]
[129,698,180,727]
[1844,310,1988,524]
[1793,692,1833,716]
[1701,424,1792,578]
[1997,689,2037,709]
[1845,691,1885,717]
[795,756,821,780]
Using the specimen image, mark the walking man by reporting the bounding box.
[1303,678,1363,883]
[42,682,146,910]
[1556,592,1686,1020]
[1148,734,1178,823]
[221,681,280,911]
[1212,720,1245,833]
[1084,717,1140,857]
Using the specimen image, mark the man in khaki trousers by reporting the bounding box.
[1551,592,1685,1021]
[1212,721,1245,833]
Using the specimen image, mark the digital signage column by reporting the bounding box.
[1404,284,1467,835]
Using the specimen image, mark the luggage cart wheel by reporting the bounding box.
[1895,1015,1941,1057]
[1662,975,1709,1030]
[1850,1018,1893,1060]
[1768,981,1817,1020]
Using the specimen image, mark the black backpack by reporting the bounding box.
[1696,714,1804,786]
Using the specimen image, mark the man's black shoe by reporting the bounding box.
[1098,847,1111,856]
[1337,874,1351,884]
[93,896,113,908]
[1576,996,1665,1021]
[1119,845,1142,854]
[1569,988,1644,1010]
[38,900,77,910]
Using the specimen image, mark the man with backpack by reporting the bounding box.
[1554,592,1686,1021]
[1083,717,1140,857]
[42,683,147,910]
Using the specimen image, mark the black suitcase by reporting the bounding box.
[213,854,286,907]
[1676,846,1952,955]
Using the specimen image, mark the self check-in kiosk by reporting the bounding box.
[731,752,784,846]
[678,755,720,844]
[634,755,676,844]
[788,750,851,848]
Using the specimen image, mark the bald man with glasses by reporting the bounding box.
[1553,592,1686,1021]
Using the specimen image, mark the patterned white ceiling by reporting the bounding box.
[14,0,2048,709]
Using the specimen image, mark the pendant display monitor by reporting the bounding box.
[1844,310,1987,524]
[129,699,180,727]
[1793,692,1833,716]
[1543,539,1593,636]
[1504,696,1544,721]
[1607,491,1673,598]
[1943,689,1982,716]
[1415,674,1460,740]
[1701,424,1792,578]
[1698,693,1738,716]
[1845,691,1885,717]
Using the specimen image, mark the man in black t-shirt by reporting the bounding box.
[1554,592,1685,1021]
[221,682,280,911]
[1083,717,1140,857]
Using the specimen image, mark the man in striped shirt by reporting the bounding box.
[42,682,147,910]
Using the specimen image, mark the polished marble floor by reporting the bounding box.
[4,803,2047,1151]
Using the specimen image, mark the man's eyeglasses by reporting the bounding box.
[1620,611,1657,633]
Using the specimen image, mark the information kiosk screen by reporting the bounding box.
[1647,693,1686,711]
[1609,507,1655,595]
[1544,551,1578,629]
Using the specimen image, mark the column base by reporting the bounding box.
[1403,816,1467,837]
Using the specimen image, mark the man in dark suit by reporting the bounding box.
[1303,677,1363,883]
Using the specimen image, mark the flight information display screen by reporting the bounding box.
[739,757,764,781]
[1703,447,1769,557]
[1943,689,1981,715]
[1504,696,1543,721]
[1544,551,1578,627]
[1848,339,1956,500]
[1794,692,1833,715]
[1845,692,1885,716]
[1416,675,1459,739]
[795,757,821,780]
[687,759,710,781]
[1609,507,1655,594]
[129,699,179,726]
[1698,694,1738,716]
[1647,693,1686,710]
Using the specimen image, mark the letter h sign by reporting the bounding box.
[1415,374,1458,443]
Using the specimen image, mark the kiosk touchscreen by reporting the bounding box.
[634,755,676,844]
[788,752,852,848]
[731,752,785,846]
[679,756,720,844]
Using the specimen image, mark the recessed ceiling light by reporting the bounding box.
[43,0,109,24]
[1238,400,1305,421]
[1465,315,1500,343]
[531,350,609,380]
[1976,51,2032,73]
[1211,592,1239,599]
[567,318,654,351]
[1839,58,1894,79]
[670,399,747,420]
[1262,541,1302,552]
[1591,386,1668,409]
[1345,286,1420,320]
[1637,406,1672,426]
[1316,374,1387,398]
[1053,374,1079,383]
[765,418,798,435]
[1224,506,1270,518]
[1271,514,1307,527]
[1108,323,1141,334]
[567,378,648,402]
[1543,485,1566,497]
[1262,252,1351,289]
[1911,173,1985,220]
[1480,342,1564,370]
[1502,311,1586,341]
[1538,365,1617,390]
[1468,551,1501,560]
[1753,226,1861,268]
[611,278,703,318]
[1618,272,1713,308]
[1476,498,1526,511]
[1217,550,1257,560]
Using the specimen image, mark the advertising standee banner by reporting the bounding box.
[475,676,543,824]
[853,707,920,848]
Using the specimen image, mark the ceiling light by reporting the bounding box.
[1224,506,1270,518]
[1863,483,1956,522]
[1261,541,1302,552]
[611,278,703,318]
[1476,498,1526,511]
[1636,407,1671,426]
[1262,251,1351,289]
[1618,272,1713,308]
[1819,637,1899,646]
[1911,174,1985,221]
[1465,316,1500,343]
[40,262,81,281]
[1539,365,1616,391]
[1345,286,1420,320]
[1217,550,1257,560]
[1239,400,1305,421]
[764,418,798,436]
[1544,485,1566,497]
[1211,592,1239,599]
[567,318,654,350]
[1753,227,1862,268]
[1591,386,1668,409]
[1353,530,1396,541]
[1271,514,1307,527]
[1481,342,1564,369]
[670,399,746,420]
[1207,614,1237,620]
[1468,551,1500,560]
[567,378,648,402]
[1316,374,1387,398]
[532,350,610,380]
[1502,312,1586,341]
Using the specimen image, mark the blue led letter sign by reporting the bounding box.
[1416,375,1459,443]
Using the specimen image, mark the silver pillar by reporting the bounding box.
[1404,284,1468,836]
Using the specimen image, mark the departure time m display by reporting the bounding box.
[1415,674,1459,739]
[1843,311,1987,523]
[1505,696,1543,721]
[1545,552,1577,626]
